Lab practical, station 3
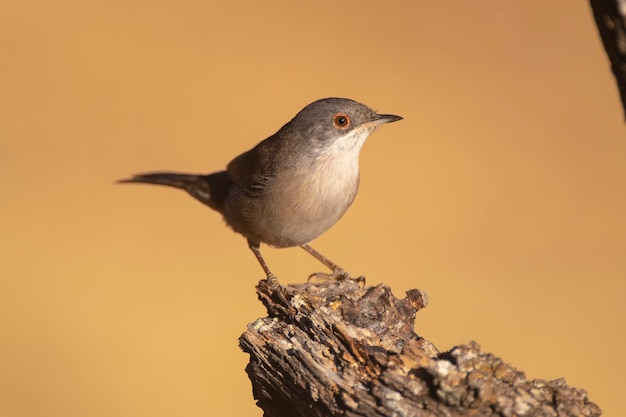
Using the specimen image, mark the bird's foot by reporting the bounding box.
[265,272,280,287]
[307,268,366,286]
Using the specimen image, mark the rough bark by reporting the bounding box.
[590,0,626,120]
[239,279,601,417]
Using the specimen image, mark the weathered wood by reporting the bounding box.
[239,279,601,417]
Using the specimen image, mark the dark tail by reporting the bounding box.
[118,171,230,210]
[118,172,202,189]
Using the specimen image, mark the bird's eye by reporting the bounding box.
[332,113,350,130]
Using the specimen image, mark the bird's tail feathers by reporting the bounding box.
[118,172,200,188]
[118,172,214,207]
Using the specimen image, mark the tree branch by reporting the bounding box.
[239,279,601,417]
[590,0,626,120]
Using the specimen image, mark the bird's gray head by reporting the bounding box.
[280,98,402,151]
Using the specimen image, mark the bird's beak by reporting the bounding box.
[362,113,403,129]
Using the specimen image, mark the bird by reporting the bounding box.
[119,97,402,282]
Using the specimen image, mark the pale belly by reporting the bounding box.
[225,159,361,248]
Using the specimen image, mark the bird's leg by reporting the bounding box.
[248,240,279,284]
[300,244,365,285]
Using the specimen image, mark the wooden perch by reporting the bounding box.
[239,279,601,417]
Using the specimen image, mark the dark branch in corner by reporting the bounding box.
[239,279,601,417]
[590,0,626,120]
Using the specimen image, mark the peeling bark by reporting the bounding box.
[239,280,601,417]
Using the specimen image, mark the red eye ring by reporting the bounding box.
[332,113,350,130]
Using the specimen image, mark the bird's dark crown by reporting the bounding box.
[281,97,378,143]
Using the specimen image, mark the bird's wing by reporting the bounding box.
[226,137,277,197]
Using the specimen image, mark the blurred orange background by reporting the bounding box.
[1,1,624,416]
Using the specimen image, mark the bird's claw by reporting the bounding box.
[307,269,366,286]
[265,273,280,287]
